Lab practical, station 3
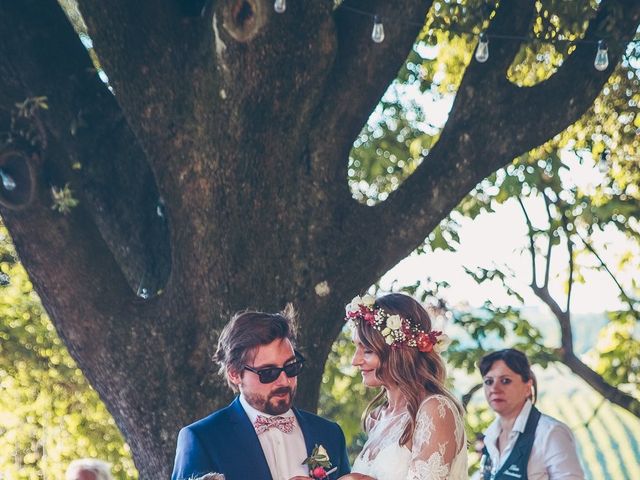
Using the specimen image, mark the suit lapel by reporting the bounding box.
[294,407,314,456]
[228,398,273,480]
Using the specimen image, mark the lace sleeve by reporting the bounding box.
[407,395,464,480]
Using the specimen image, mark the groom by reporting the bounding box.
[171,307,351,480]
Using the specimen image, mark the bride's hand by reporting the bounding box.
[338,474,375,480]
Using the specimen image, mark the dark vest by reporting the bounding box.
[481,406,542,480]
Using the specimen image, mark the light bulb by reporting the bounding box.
[0,168,16,191]
[371,15,385,43]
[475,33,489,63]
[594,40,609,71]
[598,150,609,174]
[274,0,286,14]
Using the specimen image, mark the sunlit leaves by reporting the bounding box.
[0,223,136,479]
[586,312,640,391]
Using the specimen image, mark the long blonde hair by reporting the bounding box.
[356,293,463,447]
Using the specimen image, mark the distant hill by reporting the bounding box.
[518,306,608,355]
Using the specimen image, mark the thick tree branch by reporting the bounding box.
[1,157,134,356]
[443,0,535,134]
[327,0,537,289]
[527,285,640,420]
[309,0,434,180]
[533,191,640,419]
[506,0,640,149]
[562,351,640,418]
[532,282,573,353]
[0,0,171,295]
[458,0,531,90]
[74,0,184,103]
[75,0,208,162]
[528,220,640,418]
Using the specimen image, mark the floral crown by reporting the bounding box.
[345,294,450,353]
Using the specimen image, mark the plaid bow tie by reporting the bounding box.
[253,415,295,435]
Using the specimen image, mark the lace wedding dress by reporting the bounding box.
[352,394,468,480]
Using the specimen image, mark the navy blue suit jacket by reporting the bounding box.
[171,397,351,480]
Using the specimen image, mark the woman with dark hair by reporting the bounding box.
[475,349,584,480]
[339,293,467,480]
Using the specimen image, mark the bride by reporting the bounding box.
[339,293,467,480]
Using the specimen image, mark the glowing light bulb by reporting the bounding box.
[274,0,286,14]
[475,33,489,63]
[594,40,609,71]
[0,169,16,191]
[371,15,385,43]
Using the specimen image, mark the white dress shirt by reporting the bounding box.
[478,400,585,480]
[239,394,309,480]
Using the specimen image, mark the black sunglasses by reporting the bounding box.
[244,352,305,384]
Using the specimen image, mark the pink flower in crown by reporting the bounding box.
[363,310,375,324]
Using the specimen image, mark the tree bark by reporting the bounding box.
[1,0,639,477]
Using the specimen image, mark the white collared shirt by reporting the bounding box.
[239,394,309,480]
[479,400,585,480]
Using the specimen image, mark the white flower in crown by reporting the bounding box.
[346,296,362,314]
[433,333,452,353]
[385,335,394,345]
[361,294,376,307]
[386,314,402,330]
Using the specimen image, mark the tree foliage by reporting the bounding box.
[349,0,640,418]
[0,222,136,479]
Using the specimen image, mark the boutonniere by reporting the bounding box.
[302,444,336,479]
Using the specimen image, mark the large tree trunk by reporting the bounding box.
[1,0,639,477]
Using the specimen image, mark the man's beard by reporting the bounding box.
[245,386,296,415]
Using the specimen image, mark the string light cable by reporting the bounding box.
[273,1,640,70]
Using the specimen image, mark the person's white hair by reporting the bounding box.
[65,458,114,480]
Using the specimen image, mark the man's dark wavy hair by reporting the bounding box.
[213,305,297,392]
